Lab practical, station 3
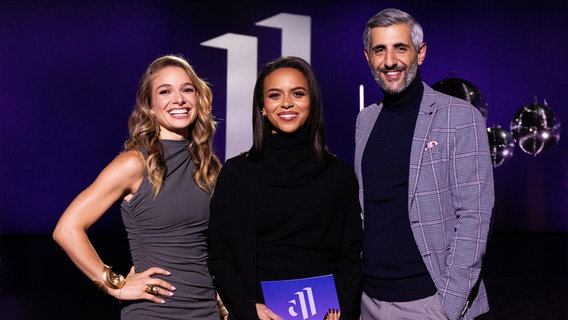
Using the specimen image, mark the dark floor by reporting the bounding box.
[1,231,567,319]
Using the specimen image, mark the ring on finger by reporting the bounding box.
[144,284,159,295]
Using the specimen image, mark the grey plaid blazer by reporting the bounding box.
[354,83,494,320]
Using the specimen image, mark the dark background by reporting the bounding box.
[0,0,566,318]
[1,0,566,234]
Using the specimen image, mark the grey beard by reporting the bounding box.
[373,60,419,95]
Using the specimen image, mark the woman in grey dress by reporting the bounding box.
[53,55,223,319]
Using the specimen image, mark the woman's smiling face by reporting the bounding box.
[151,66,198,140]
[262,67,310,134]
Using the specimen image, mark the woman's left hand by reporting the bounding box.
[256,303,283,320]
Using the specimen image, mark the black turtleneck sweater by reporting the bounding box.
[208,129,363,319]
[361,74,437,301]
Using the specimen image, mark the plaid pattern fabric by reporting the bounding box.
[354,83,494,320]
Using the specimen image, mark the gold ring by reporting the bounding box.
[145,284,159,295]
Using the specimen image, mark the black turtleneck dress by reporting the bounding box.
[208,132,363,319]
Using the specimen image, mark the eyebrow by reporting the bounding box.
[266,86,307,92]
[372,42,409,49]
[155,82,194,89]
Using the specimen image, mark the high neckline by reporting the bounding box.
[381,71,424,111]
[261,128,329,187]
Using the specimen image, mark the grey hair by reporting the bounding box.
[363,8,424,52]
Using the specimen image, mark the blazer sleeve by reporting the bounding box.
[334,165,363,319]
[442,102,494,320]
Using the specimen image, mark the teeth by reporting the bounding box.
[280,114,296,119]
[169,109,188,115]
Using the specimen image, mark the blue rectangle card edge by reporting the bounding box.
[261,274,340,320]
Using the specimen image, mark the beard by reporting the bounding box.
[372,57,419,95]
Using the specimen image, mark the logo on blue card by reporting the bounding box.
[261,274,339,320]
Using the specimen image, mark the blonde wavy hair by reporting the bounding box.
[124,54,221,196]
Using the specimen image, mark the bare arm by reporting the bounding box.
[53,150,174,302]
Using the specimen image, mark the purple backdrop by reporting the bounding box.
[1,0,566,234]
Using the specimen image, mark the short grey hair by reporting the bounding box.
[363,8,424,53]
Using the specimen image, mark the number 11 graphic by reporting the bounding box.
[201,13,311,160]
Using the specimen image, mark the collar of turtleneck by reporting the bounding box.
[262,127,329,187]
[381,71,424,111]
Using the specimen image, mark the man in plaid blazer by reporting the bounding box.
[354,8,494,320]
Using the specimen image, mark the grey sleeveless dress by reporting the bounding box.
[120,139,219,319]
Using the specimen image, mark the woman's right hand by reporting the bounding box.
[108,266,176,303]
[256,303,283,320]
[324,309,340,320]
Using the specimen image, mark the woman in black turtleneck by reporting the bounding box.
[208,56,362,320]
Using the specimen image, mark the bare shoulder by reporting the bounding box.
[113,149,145,173]
[97,149,145,186]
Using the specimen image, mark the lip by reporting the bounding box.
[382,70,403,81]
[168,108,190,116]
[277,112,298,121]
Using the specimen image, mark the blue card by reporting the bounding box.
[261,274,340,320]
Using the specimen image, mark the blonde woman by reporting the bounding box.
[53,54,222,319]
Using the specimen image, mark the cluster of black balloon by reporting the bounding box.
[432,78,561,168]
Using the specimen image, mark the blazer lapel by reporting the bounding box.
[357,105,382,155]
[354,103,382,220]
[408,84,437,212]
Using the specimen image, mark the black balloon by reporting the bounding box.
[487,125,515,167]
[432,77,488,122]
[510,99,561,156]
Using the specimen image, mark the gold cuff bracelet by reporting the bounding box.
[93,280,108,293]
[102,264,126,289]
